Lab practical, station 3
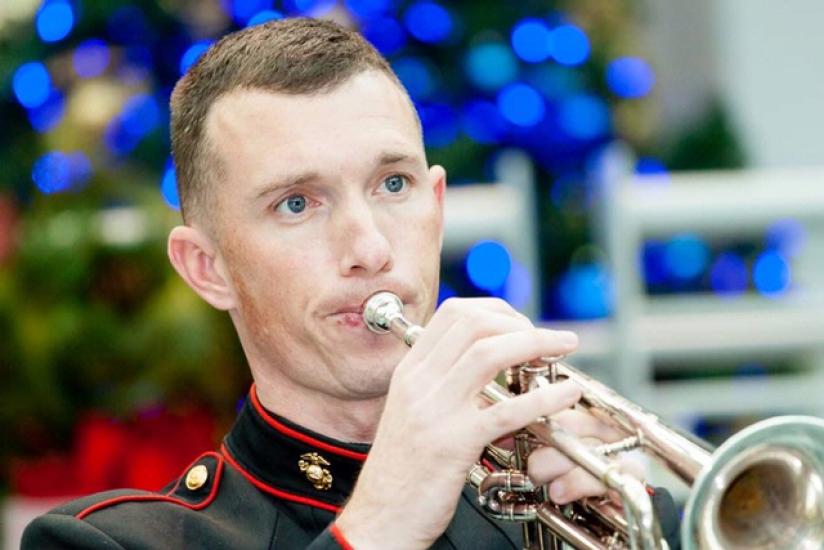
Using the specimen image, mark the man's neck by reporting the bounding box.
[252,372,386,444]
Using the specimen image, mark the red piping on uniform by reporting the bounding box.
[76,452,225,520]
[221,443,341,513]
[330,523,356,550]
[249,384,368,462]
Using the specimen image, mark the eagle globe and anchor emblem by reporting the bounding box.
[299,452,333,491]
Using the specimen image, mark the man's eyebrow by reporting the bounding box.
[375,151,419,167]
[254,171,319,199]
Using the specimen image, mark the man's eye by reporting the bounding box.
[381,174,408,193]
[275,194,307,215]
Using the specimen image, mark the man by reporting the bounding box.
[23,18,679,549]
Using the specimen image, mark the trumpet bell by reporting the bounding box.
[683,415,824,550]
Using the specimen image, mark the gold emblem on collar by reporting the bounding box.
[298,452,333,491]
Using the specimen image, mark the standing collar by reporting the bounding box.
[222,385,370,512]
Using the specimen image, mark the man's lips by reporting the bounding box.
[330,311,366,328]
[326,290,413,318]
[325,291,414,329]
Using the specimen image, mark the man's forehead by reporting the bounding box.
[206,71,421,147]
[202,72,425,198]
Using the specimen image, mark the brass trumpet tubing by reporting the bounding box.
[467,464,611,550]
[554,362,712,482]
[478,379,665,549]
[535,505,609,550]
[523,417,664,550]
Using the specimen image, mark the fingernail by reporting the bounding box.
[558,331,578,347]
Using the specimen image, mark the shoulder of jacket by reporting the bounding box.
[59,451,225,521]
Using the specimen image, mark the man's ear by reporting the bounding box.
[429,164,447,249]
[430,164,446,206]
[167,225,236,311]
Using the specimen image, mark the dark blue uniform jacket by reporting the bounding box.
[23,389,680,549]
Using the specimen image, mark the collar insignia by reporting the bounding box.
[299,452,333,491]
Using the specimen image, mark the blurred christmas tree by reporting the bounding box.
[0,0,743,495]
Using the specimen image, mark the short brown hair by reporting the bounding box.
[170,17,406,223]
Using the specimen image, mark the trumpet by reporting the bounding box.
[363,291,824,550]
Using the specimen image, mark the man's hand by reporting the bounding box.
[335,298,582,550]
[525,408,647,505]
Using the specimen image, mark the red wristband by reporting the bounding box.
[330,522,355,550]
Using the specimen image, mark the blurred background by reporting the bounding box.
[1,0,823,545]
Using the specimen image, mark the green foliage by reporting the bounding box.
[0,188,248,491]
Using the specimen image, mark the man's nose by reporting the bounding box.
[333,199,394,277]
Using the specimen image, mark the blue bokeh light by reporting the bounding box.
[606,57,655,99]
[362,16,407,55]
[511,18,552,63]
[36,0,74,43]
[27,90,66,133]
[641,240,667,286]
[663,234,709,281]
[635,157,668,175]
[557,263,612,319]
[466,240,512,291]
[465,42,517,91]
[31,151,91,194]
[549,24,590,66]
[229,0,272,24]
[497,83,545,127]
[345,0,394,18]
[404,1,452,44]
[710,252,749,296]
[559,94,610,140]
[753,251,791,296]
[121,94,161,137]
[161,161,180,210]
[392,57,436,100]
[246,9,283,26]
[503,260,532,310]
[73,39,111,78]
[13,62,52,109]
[283,0,336,15]
[180,41,213,75]
[104,94,161,155]
[417,102,458,148]
[462,99,506,144]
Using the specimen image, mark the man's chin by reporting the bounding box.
[335,363,397,399]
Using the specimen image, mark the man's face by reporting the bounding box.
[204,71,444,400]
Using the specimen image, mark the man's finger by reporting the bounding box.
[396,298,529,373]
[450,329,579,399]
[526,436,604,484]
[478,380,581,442]
[413,311,533,381]
[551,409,624,443]
[548,466,608,505]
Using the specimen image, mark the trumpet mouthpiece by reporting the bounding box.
[362,291,404,334]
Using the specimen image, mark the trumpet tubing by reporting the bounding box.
[363,291,824,550]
